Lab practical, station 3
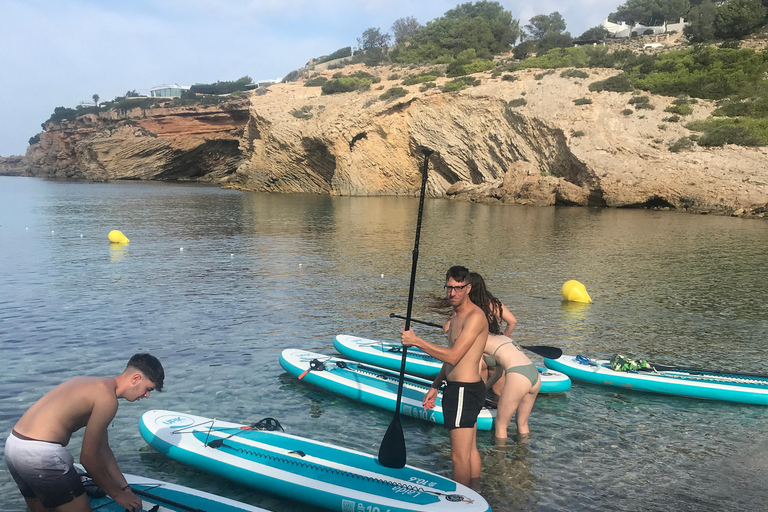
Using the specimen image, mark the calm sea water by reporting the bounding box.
[1,176,767,512]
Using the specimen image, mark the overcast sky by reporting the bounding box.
[0,0,623,157]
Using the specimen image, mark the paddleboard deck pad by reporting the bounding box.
[77,464,270,512]
[544,354,768,405]
[279,348,497,430]
[140,410,492,512]
[334,335,571,393]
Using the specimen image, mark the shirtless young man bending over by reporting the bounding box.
[4,353,164,512]
[400,265,489,487]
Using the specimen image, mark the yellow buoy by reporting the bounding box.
[562,280,591,303]
[108,230,129,244]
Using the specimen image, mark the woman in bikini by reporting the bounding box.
[468,272,540,440]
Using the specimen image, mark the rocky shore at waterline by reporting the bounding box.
[8,62,768,219]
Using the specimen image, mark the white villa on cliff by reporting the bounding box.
[150,84,191,98]
[603,17,688,38]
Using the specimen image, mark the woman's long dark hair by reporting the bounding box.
[469,272,503,335]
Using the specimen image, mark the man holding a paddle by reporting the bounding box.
[401,265,489,487]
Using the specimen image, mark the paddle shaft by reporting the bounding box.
[394,148,433,410]
[649,363,768,379]
[378,147,433,469]
[389,313,563,359]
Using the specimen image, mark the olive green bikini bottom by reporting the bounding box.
[505,363,540,387]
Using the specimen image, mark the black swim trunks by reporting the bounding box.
[442,380,486,430]
[4,431,85,508]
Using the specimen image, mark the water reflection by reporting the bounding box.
[109,242,128,263]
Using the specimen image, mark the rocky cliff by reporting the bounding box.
[17,63,768,218]
[24,101,250,181]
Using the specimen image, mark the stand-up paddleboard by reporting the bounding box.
[76,464,271,512]
[334,335,571,393]
[140,410,492,512]
[544,354,768,405]
[279,349,496,430]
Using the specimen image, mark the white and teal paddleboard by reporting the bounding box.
[334,335,571,393]
[544,354,768,405]
[140,410,491,512]
[279,348,497,430]
[77,464,271,512]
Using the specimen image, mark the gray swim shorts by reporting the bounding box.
[4,431,85,508]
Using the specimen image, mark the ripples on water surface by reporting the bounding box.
[1,176,767,511]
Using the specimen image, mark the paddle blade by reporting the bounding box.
[378,415,406,468]
[522,345,563,359]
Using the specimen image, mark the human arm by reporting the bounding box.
[80,391,141,511]
[500,304,517,337]
[485,366,503,391]
[423,366,447,410]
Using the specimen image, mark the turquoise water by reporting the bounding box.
[1,176,767,511]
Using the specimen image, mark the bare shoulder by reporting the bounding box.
[469,303,487,322]
[64,376,116,393]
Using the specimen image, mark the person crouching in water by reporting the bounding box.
[469,272,540,442]
[4,353,164,512]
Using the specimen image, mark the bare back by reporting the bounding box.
[14,376,118,446]
[444,302,488,382]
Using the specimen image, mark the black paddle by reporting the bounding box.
[648,362,768,379]
[378,146,434,469]
[388,313,563,360]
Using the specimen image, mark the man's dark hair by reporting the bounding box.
[127,353,164,391]
[445,265,470,283]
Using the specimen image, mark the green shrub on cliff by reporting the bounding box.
[561,68,589,79]
[190,76,253,95]
[520,47,590,69]
[589,73,633,93]
[668,136,694,152]
[445,49,496,77]
[305,76,329,87]
[443,76,480,92]
[380,87,408,100]
[282,70,302,82]
[687,117,768,146]
[402,73,438,86]
[664,103,693,115]
[315,46,353,64]
[713,94,768,118]
[321,76,373,94]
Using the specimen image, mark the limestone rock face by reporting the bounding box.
[0,155,25,176]
[231,91,597,206]
[24,102,250,181]
[16,62,768,217]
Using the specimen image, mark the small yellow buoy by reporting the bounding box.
[108,230,129,244]
[562,280,591,303]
